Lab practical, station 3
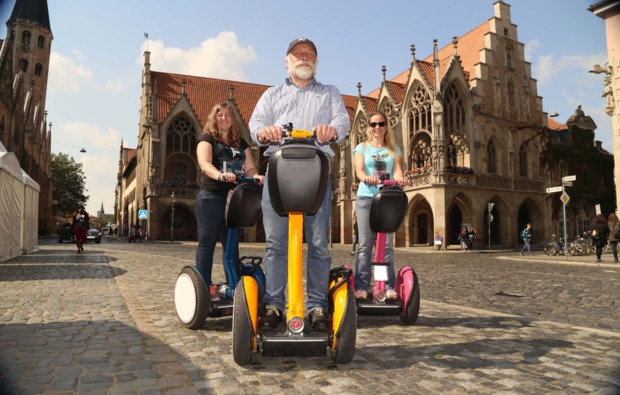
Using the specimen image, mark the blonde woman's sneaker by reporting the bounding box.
[354,289,367,300]
[386,289,398,300]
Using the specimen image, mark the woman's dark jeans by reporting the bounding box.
[195,189,232,286]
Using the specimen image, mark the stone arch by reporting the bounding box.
[161,202,197,241]
[406,194,434,246]
[446,193,474,245]
[481,195,506,247]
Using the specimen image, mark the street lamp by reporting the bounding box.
[170,192,175,243]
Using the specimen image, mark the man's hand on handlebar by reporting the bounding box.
[313,124,337,144]
[257,125,283,144]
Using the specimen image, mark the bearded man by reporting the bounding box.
[249,37,350,331]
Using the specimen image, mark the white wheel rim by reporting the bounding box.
[175,273,198,323]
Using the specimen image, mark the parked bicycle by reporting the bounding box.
[543,234,565,256]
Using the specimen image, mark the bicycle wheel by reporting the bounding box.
[543,243,555,256]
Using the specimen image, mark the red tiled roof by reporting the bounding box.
[152,71,271,126]
[423,21,490,84]
[547,117,567,131]
[152,71,356,128]
[365,19,490,101]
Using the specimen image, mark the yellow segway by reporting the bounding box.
[232,124,356,365]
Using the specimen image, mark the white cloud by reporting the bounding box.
[48,51,93,93]
[524,39,541,61]
[533,52,607,86]
[141,31,257,81]
[61,122,122,151]
[106,78,124,93]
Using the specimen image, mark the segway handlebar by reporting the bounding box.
[279,122,338,144]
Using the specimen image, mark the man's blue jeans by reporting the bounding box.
[261,175,332,312]
[195,189,232,286]
[520,238,531,254]
[354,196,395,292]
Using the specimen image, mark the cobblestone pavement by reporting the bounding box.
[0,238,618,394]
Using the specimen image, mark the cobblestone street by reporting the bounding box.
[0,239,619,394]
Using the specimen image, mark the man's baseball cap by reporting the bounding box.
[287,37,317,55]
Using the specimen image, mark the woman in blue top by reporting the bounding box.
[353,111,404,300]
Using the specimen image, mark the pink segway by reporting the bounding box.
[352,178,420,324]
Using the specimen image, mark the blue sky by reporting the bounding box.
[0,0,609,216]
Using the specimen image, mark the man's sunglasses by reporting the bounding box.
[369,122,386,128]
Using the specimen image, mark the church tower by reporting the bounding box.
[0,0,54,233]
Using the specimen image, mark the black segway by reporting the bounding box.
[174,176,265,329]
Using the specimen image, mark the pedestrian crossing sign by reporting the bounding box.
[138,210,148,220]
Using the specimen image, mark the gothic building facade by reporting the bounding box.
[117,1,608,247]
[0,0,53,234]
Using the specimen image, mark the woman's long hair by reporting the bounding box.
[363,111,397,158]
[203,101,240,148]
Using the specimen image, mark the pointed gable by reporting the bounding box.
[423,21,490,85]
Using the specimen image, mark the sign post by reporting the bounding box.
[487,202,495,250]
[561,175,576,260]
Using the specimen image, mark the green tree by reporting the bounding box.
[51,153,89,216]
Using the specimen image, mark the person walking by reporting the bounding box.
[72,205,89,253]
[352,111,404,300]
[196,102,263,299]
[249,37,350,331]
[458,226,468,252]
[591,214,610,262]
[608,213,620,263]
[519,223,532,256]
[350,214,359,256]
[467,226,476,250]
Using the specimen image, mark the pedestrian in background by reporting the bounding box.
[591,214,610,262]
[608,213,620,263]
[467,226,476,250]
[519,223,532,256]
[458,226,468,252]
[72,205,89,253]
[350,213,359,256]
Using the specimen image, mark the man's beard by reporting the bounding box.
[287,60,317,81]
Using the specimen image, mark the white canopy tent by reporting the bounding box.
[0,142,39,262]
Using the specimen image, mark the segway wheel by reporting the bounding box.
[400,269,420,325]
[174,266,210,330]
[232,277,258,365]
[330,287,356,364]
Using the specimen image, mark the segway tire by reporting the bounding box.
[400,270,420,325]
[174,266,210,330]
[232,279,255,365]
[330,289,356,364]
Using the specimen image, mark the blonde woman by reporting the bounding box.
[353,111,404,300]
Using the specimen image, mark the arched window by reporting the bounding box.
[34,63,43,76]
[37,35,45,49]
[445,84,466,134]
[408,85,432,135]
[166,115,197,158]
[487,140,497,174]
[519,144,528,177]
[19,58,28,72]
[21,31,31,46]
